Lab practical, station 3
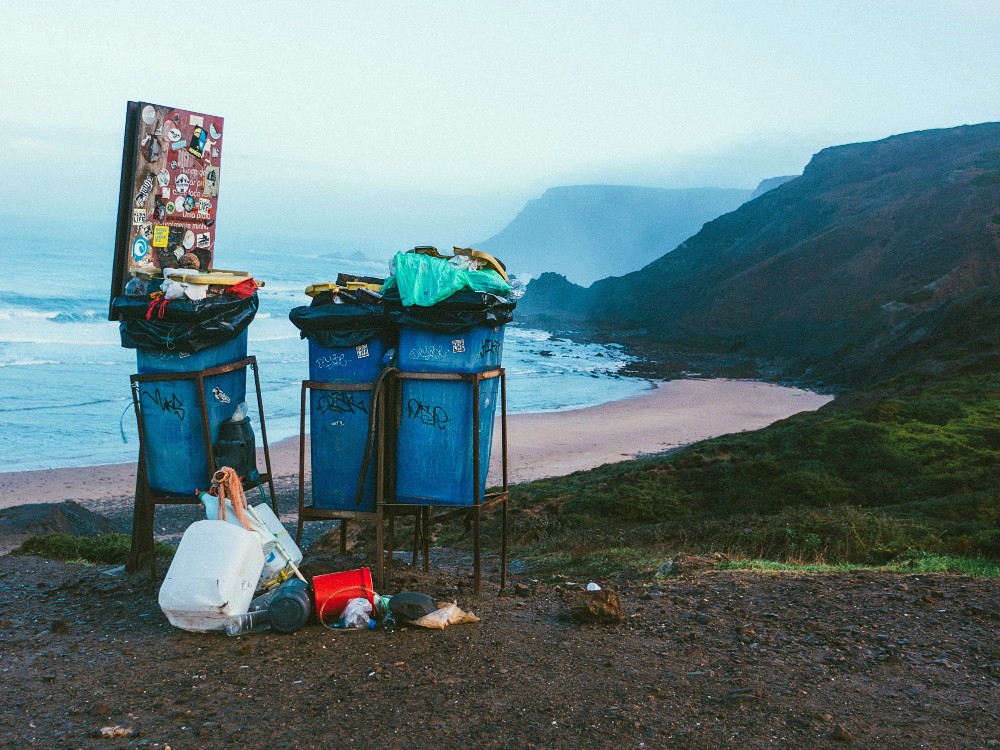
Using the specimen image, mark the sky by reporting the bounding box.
[1,0,998,253]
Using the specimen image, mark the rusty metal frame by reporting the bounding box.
[296,377,424,571]
[125,356,277,575]
[380,367,509,596]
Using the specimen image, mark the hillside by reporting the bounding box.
[520,123,1000,387]
[478,184,753,285]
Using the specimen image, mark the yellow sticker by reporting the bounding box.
[152,225,170,248]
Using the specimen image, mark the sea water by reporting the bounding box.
[0,220,650,473]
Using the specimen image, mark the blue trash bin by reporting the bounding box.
[395,324,504,506]
[134,329,249,496]
[306,336,388,511]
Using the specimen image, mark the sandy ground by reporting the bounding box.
[0,379,831,509]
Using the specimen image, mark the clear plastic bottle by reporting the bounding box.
[225,609,271,636]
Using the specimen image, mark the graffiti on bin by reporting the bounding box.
[479,339,502,359]
[406,398,449,429]
[142,387,186,422]
[318,391,369,416]
[314,353,348,369]
[407,344,448,361]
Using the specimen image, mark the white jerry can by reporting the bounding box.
[197,493,303,587]
[158,520,264,632]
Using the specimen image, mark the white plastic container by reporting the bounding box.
[197,493,303,587]
[158,520,264,632]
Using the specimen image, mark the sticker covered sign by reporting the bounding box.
[110,101,224,318]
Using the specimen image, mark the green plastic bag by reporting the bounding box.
[384,252,511,307]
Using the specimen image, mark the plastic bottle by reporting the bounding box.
[226,609,271,636]
[248,589,278,612]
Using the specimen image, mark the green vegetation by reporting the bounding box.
[459,373,1000,577]
[16,533,175,566]
[718,553,1000,577]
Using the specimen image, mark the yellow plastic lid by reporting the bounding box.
[344,281,384,292]
[305,282,339,297]
[453,247,509,281]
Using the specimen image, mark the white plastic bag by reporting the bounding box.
[340,597,374,629]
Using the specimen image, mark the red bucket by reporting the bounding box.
[313,567,375,626]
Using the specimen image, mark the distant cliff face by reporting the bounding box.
[478,184,752,286]
[520,123,1000,387]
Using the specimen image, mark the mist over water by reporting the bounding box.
[0,224,649,473]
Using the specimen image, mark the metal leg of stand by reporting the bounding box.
[423,508,431,574]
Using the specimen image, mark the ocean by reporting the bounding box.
[0,220,651,474]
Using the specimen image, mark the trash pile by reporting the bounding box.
[149,246,520,634]
[112,266,261,355]
[157,468,481,636]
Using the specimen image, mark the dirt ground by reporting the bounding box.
[2,514,999,750]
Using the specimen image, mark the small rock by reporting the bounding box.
[513,582,531,598]
[831,723,854,742]
[95,725,133,739]
[654,557,679,578]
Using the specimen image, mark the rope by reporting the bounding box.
[210,466,253,531]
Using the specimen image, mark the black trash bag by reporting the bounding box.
[388,591,438,621]
[214,417,259,484]
[383,286,515,334]
[288,299,390,349]
[113,293,259,354]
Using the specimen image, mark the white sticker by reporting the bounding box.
[452,339,466,354]
[175,173,190,194]
[356,344,369,359]
[183,230,195,249]
[161,187,170,199]
[157,168,170,187]
[196,232,211,249]
[189,115,204,127]
[133,208,146,225]
[141,105,156,125]
[167,127,182,143]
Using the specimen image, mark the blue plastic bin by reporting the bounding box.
[395,325,504,506]
[307,337,388,511]
[134,329,248,496]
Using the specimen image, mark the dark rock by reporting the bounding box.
[831,723,854,742]
[0,501,123,555]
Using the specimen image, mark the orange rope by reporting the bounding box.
[211,466,253,531]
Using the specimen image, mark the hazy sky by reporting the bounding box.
[2,1,998,251]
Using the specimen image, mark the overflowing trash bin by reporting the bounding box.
[384,249,515,506]
[288,278,393,512]
[112,269,260,495]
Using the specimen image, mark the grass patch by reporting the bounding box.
[16,533,175,566]
[719,552,1000,577]
[435,373,1000,578]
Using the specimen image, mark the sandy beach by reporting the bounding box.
[0,379,831,509]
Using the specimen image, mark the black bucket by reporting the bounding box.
[267,579,312,634]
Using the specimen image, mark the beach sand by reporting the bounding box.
[0,379,831,509]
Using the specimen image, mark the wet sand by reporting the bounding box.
[0,379,832,509]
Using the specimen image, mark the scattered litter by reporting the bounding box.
[586,582,602,592]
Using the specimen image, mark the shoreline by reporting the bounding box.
[0,378,832,510]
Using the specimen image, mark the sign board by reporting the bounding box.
[109,101,224,319]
